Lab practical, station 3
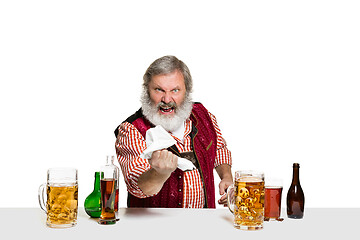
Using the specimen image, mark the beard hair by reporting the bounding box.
[141,89,193,132]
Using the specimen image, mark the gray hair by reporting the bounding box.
[143,55,193,94]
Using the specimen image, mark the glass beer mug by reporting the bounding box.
[38,168,78,228]
[227,170,265,230]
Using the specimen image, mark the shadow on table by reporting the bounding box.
[122,208,167,217]
[221,214,233,225]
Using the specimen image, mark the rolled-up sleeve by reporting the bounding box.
[115,122,153,198]
[208,112,232,168]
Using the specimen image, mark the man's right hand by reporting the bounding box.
[149,149,178,176]
[138,149,178,196]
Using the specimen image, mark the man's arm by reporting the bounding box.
[215,164,233,205]
[207,111,233,205]
[216,164,233,205]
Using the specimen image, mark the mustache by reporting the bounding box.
[158,101,177,109]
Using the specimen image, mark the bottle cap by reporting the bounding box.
[293,163,300,168]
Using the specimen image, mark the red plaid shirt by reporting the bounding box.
[115,111,232,208]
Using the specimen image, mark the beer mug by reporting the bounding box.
[227,170,265,230]
[38,168,78,228]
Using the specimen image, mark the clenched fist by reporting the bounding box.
[138,149,178,196]
[149,149,178,176]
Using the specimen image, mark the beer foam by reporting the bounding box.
[265,186,283,189]
[239,176,263,182]
[48,182,77,187]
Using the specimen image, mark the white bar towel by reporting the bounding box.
[140,125,196,171]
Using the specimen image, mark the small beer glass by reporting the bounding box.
[38,168,78,228]
[264,178,283,220]
[227,170,265,230]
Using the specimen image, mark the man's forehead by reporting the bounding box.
[150,70,185,87]
[152,69,183,79]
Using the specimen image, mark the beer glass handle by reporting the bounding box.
[227,184,235,214]
[38,184,47,213]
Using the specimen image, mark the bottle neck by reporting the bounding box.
[292,167,300,184]
[94,172,101,190]
[106,155,115,165]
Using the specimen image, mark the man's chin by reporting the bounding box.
[146,112,183,132]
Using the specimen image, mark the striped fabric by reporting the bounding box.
[115,111,232,208]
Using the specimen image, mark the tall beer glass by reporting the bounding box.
[38,168,78,228]
[227,170,265,230]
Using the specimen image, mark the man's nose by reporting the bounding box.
[161,92,173,103]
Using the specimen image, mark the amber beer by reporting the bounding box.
[264,187,283,219]
[234,177,265,230]
[46,184,78,226]
[226,171,265,230]
[38,168,78,228]
[99,178,116,224]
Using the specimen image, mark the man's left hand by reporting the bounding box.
[217,177,233,206]
[215,164,233,206]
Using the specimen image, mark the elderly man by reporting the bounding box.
[115,55,232,208]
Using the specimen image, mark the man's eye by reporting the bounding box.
[172,89,179,93]
[155,88,164,92]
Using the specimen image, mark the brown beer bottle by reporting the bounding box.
[286,163,305,219]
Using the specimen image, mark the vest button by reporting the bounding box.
[178,189,182,192]
[178,175,182,179]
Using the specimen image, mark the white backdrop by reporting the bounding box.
[1,0,359,208]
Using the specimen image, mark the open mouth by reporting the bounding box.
[159,106,175,114]
[158,101,177,115]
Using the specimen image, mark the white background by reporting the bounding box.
[1,0,359,208]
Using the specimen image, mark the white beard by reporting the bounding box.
[141,91,193,132]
